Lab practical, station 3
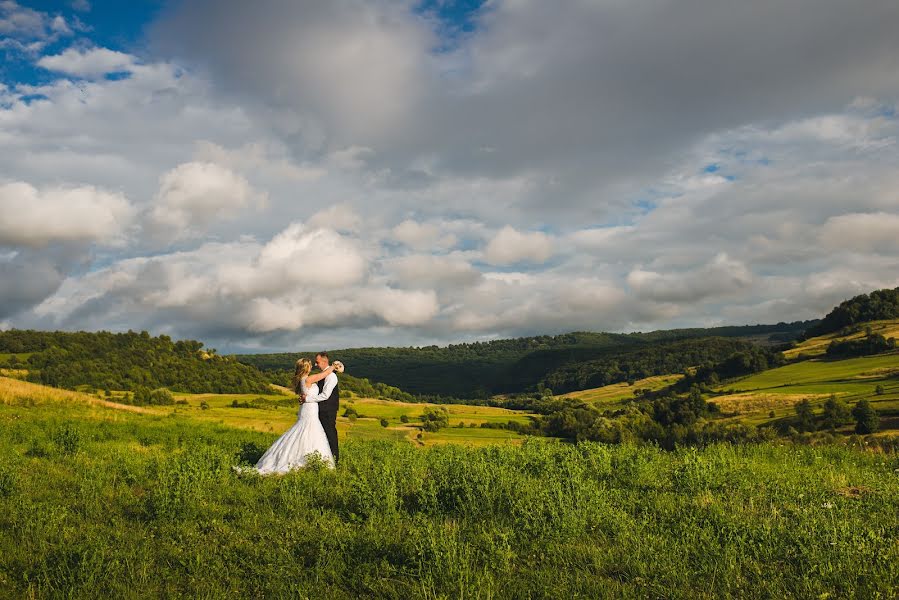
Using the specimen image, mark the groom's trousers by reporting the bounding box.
[319,408,339,464]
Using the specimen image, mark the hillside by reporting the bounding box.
[0,330,272,394]
[803,287,899,338]
[545,321,899,442]
[1,379,896,598]
[237,321,812,398]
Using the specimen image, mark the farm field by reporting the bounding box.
[1,381,897,598]
[782,319,899,359]
[559,374,682,406]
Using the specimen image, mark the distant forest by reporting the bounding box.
[0,330,271,394]
[238,321,814,399]
[804,287,899,338]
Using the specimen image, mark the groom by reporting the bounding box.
[303,351,340,463]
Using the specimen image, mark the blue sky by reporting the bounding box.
[1,0,898,351]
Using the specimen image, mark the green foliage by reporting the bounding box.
[1,402,897,598]
[421,408,449,432]
[822,394,852,431]
[400,414,410,423]
[237,322,813,398]
[794,399,815,432]
[852,400,880,434]
[51,424,83,456]
[826,332,897,358]
[805,286,899,338]
[0,329,272,394]
[380,418,389,428]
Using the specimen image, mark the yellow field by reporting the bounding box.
[0,376,533,447]
[558,374,683,406]
[783,319,899,359]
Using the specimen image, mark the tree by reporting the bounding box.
[399,414,409,423]
[821,394,851,431]
[380,418,389,428]
[794,399,815,432]
[852,400,880,434]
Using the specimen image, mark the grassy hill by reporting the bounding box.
[237,321,813,399]
[543,321,899,441]
[1,376,897,598]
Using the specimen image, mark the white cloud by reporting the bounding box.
[484,226,553,266]
[0,181,133,247]
[627,253,754,303]
[386,254,482,289]
[37,47,134,78]
[148,161,264,238]
[392,220,458,251]
[819,212,899,253]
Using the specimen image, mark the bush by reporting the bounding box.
[51,425,83,455]
[400,414,409,423]
[421,408,449,432]
[236,441,266,465]
[200,401,209,410]
[822,394,852,430]
[794,399,815,432]
[852,400,880,434]
[380,418,389,428]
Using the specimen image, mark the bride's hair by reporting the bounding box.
[292,358,312,393]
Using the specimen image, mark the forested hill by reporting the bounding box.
[237,321,814,399]
[0,330,271,394]
[804,287,899,338]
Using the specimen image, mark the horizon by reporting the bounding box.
[2,1,898,352]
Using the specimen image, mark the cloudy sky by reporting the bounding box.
[1,0,898,351]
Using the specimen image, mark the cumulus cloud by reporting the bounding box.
[37,47,135,78]
[386,254,482,289]
[627,253,754,303]
[3,3,899,349]
[0,1,73,54]
[819,212,899,253]
[148,162,265,239]
[0,181,133,247]
[484,226,553,266]
[31,222,430,336]
[391,220,458,251]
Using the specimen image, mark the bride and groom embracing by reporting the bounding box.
[252,352,344,474]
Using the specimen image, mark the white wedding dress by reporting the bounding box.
[252,377,335,473]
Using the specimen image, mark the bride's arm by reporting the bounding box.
[304,365,335,385]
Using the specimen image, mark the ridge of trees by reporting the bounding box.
[0,329,272,394]
[803,287,899,338]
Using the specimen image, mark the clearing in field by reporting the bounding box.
[783,319,899,359]
[558,374,682,406]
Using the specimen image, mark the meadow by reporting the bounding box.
[1,379,898,598]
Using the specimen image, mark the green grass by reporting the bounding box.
[0,352,32,365]
[1,396,898,598]
[784,319,899,359]
[560,375,683,407]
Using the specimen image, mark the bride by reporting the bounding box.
[252,357,341,474]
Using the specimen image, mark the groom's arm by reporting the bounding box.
[319,372,338,399]
[303,388,329,403]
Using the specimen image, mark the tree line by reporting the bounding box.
[0,330,272,394]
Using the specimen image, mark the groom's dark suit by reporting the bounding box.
[316,376,340,463]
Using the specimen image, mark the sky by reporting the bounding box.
[1,0,898,352]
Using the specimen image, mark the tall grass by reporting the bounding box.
[0,401,897,598]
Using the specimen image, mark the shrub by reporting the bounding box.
[51,425,83,455]
[421,408,449,432]
[852,400,880,434]
[822,394,852,430]
[794,399,815,432]
[236,441,266,465]
[200,401,209,410]
[400,414,410,423]
[380,418,389,428]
